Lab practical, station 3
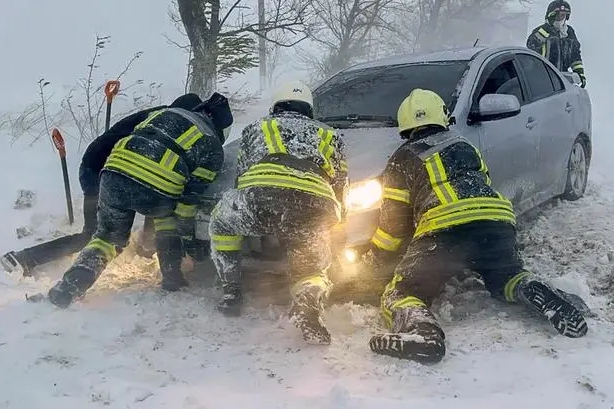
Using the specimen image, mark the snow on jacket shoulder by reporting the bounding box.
[236,111,348,211]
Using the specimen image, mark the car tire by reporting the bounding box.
[560,138,589,201]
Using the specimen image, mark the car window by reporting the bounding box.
[545,63,565,92]
[475,60,525,105]
[515,53,556,101]
[313,61,469,121]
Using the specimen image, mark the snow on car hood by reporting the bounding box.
[338,126,402,182]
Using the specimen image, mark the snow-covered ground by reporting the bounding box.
[1,109,614,408]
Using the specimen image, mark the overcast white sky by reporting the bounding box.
[0,0,611,113]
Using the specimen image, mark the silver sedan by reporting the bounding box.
[196,45,592,291]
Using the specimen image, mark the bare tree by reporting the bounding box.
[60,35,159,149]
[170,0,312,96]
[263,29,295,88]
[387,0,532,54]
[296,0,397,82]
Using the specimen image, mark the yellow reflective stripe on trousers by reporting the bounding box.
[261,120,287,154]
[192,167,217,182]
[383,187,410,204]
[503,271,532,302]
[317,127,335,177]
[174,203,197,218]
[212,234,244,251]
[237,163,337,202]
[84,238,117,262]
[371,227,402,252]
[425,152,458,204]
[154,217,177,232]
[380,274,427,328]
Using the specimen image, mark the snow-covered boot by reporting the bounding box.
[369,303,446,364]
[160,271,189,292]
[216,284,243,317]
[289,276,333,345]
[0,251,31,276]
[47,266,94,308]
[156,234,188,292]
[513,274,588,338]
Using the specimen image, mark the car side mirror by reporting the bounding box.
[471,94,521,122]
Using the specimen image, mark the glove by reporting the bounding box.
[580,75,587,88]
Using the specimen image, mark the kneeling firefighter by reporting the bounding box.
[361,89,588,364]
[209,81,348,345]
[47,92,233,308]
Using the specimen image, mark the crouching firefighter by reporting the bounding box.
[47,92,233,308]
[360,89,588,364]
[209,80,348,345]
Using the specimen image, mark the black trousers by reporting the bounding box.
[59,171,183,292]
[382,221,525,310]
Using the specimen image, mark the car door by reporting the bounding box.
[468,54,538,207]
[514,52,573,200]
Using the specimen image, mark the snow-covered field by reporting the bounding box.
[1,107,614,408]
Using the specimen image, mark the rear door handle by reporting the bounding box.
[526,117,538,129]
[565,102,573,113]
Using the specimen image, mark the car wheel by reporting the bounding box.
[561,138,589,201]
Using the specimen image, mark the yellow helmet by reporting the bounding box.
[397,89,450,133]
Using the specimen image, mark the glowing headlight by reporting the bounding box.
[346,179,382,212]
[343,248,359,263]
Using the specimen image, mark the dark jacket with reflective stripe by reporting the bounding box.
[237,111,349,217]
[526,23,584,77]
[102,107,224,205]
[79,106,164,196]
[372,129,515,254]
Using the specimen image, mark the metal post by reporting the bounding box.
[258,0,266,90]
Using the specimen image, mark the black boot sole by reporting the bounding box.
[522,281,588,338]
[369,333,446,364]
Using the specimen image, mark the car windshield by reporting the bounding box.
[313,60,470,127]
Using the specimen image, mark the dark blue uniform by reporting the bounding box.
[47,93,232,308]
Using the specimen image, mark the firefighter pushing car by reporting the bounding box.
[360,88,588,364]
[208,80,349,345]
[47,92,233,308]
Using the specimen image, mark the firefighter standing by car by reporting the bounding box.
[527,0,586,88]
[0,96,199,277]
[359,88,588,364]
[208,80,348,345]
[46,92,233,308]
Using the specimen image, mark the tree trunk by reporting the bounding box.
[177,0,220,96]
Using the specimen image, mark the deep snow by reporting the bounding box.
[2,113,614,408]
[2,65,614,409]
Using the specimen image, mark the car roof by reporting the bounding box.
[312,45,530,91]
[343,46,487,71]
[337,45,538,73]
